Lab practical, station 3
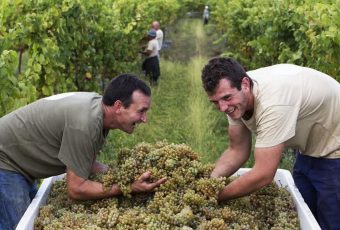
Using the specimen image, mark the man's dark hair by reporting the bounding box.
[201,57,253,93]
[103,74,151,107]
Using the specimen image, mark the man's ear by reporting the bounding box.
[241,77,250,89]
[112,100,124,112]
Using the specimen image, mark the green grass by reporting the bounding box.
[99,56,227,164]
[99,18,295,171]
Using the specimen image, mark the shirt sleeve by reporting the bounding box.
[146,41,154,51]
[58,127,95,179]
[255,105,298,147]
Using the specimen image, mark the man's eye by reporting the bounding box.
[222,96,230,101]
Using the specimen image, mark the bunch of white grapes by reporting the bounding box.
[35,141,299,230]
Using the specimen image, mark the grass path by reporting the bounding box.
[100,18,228,163]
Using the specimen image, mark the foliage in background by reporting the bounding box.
[0,0,319,170]
[177,0,208,14]
[0,50,35,113]
[207,0,340,80]
[0,0,180,115]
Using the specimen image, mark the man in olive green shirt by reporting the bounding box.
[0,74,165,230]
[201,57,340,229]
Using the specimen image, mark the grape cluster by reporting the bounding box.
[34,141,299,229]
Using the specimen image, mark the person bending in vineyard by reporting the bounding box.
[141,29,160,86]
[201,57,340,230]
[0,74,166,230]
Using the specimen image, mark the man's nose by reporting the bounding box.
[141,113,147,123]
[218,100,229,112]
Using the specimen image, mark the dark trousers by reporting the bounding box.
[203,17,208,25]
[142,56,160,84]
[293,153,340,230]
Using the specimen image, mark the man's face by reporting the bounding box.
[152,22,159,30]
[208,78,251,120]
[117,90,150,134]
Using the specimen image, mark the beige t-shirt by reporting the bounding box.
[0,92,107,183]
[145,39,159,58]
[228,64,340,158]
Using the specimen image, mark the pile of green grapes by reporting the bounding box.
[35,142,299,229]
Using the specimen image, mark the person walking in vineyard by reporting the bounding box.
[203,6,209,25]
[201,57,340,230]
[151,21,164,57]
[0,74,166,230]
[140,29,160,86]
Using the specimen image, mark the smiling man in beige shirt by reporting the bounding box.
[201,57,340,229]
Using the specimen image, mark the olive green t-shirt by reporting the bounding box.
[228,64,340,158]
[0,92,107,183]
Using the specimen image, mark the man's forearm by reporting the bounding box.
[217,169,272,201]
[211,148,249,178]
[217,144,284,202]
[67,169,121,200]
[68,179,122,200]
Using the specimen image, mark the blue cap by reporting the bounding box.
[148,29,157,37]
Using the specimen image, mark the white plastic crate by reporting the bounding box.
[16,174,64,230]
[232,168,320,230]
[16,169,321,230]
